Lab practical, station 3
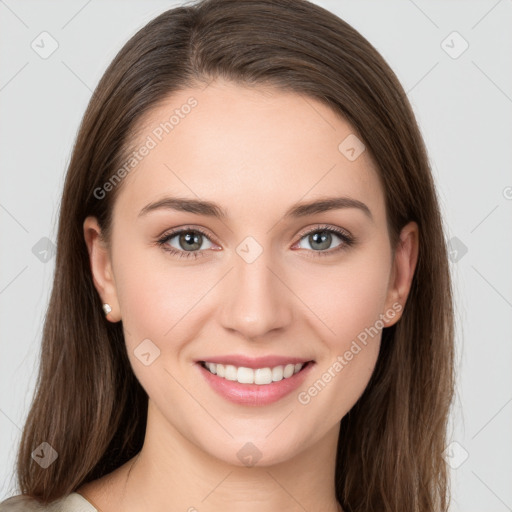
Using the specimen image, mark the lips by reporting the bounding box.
[194,355,315,406]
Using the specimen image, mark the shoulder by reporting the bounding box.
[0,493,97,512]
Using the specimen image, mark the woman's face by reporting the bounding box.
[85,79,417,467]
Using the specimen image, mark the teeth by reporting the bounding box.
[203,362,306,385]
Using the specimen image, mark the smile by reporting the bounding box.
[200,361,308,385]
[196,360,315,406]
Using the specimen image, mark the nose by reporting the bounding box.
[218,244,294,340]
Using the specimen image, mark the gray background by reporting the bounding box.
[1,1,511,510]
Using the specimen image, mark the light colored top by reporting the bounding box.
[0,492,98,512]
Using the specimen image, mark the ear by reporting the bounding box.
[383,221,419,327]
[83,216,121,322]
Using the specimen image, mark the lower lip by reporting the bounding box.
[196,361,315,406]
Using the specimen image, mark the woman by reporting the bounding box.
[0,0,455,510]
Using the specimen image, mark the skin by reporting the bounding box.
[79,78,418,512]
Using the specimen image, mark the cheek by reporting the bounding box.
[111,249,202,400]
[112,233,201,331]
[296,245,391,345]
[294,273,387,425]
[329,266,389,343]
[293,244,390,406]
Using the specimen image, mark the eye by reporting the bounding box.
[157,227,215,260]
[157,223,355,260]
[293,224,355,256]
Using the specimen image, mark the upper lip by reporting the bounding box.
[196,354,314,369]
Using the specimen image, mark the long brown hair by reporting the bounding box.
[13,0,455,510]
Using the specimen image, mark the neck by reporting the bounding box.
[100,399,343,512]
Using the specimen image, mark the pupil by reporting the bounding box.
[311,231,331,250]
[181,232,201,251]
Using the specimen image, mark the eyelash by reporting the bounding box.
[156,224,356,260]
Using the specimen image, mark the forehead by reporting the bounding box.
[114,79,385,224]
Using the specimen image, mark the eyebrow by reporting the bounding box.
[138,196,373,222]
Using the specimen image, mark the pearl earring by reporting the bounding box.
[102,303,112,315]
